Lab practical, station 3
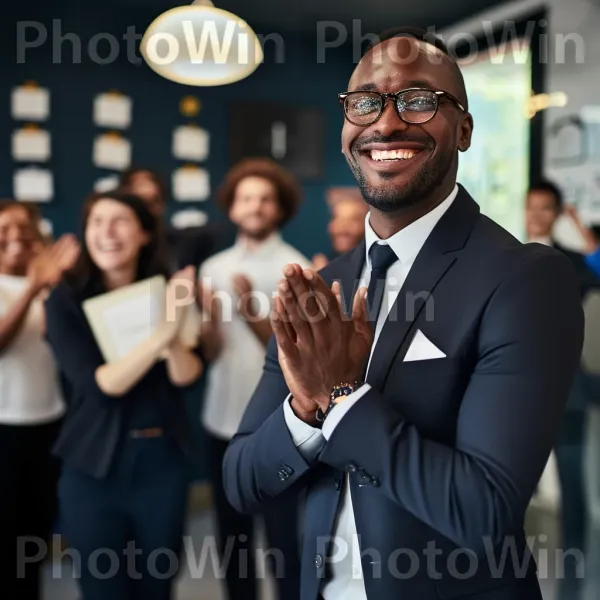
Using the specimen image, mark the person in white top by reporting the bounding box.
[199,158,310,600]
[0,200,79,600]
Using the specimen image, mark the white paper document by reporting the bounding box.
[173,125,209,161]
[12,127,51,161]
[93,134,131,171]
[103,294,163,357]
[11,86,50,121]
[83,276,166,363]
[13,167,54,202]
[172,167,210,201]
[94,93,132,129]
[83,276,201,362]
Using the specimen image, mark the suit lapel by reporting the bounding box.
[366,186,481,390]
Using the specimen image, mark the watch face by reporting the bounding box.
[333,385,354,400]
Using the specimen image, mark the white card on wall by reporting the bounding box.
[94,174,121,193]
[171,209,208,229]
[172,125,209,161]
[11,86,50,121]
[94,93,132,129]
[172,167,210,201]
[12,127,51,161]
[13,167,54,202]
[93,134,131,171]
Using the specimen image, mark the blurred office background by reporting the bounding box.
[2,0,600,598]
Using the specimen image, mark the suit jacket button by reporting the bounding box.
[346,462,357,473]
[371,477,380,487]
[314,554,324,568]
[278,470,289,481]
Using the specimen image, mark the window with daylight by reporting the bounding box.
[457,41,532,241]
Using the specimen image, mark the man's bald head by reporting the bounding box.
[360,26,468,110]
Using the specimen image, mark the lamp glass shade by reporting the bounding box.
[141,5,264,86]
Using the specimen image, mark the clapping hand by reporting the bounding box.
[564,204,599,253]
[270,263,372,423]
[160,266,196,346]
[27,234,80,293]
[197,279,224,361]
[232,274,259,320]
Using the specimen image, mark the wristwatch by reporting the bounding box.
[315,381,361,423]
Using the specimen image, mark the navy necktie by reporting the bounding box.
[366,243,398,324]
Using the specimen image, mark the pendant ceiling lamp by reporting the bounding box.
[141,0,264,86]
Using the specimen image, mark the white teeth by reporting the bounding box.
[370,149,420,161]
[98,243,120,252]
[6,241,24,252]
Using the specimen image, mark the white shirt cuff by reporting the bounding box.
[283,395,325,461]
[321,384,372,440]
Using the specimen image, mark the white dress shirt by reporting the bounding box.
[201,232,310,440]
[283,185,458,599]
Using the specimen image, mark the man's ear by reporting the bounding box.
[458,113,474,153]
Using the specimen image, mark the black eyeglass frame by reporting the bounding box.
[338,88,467,126]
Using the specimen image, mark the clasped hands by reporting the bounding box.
[271,263,372,425]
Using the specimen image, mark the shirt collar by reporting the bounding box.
[364,184,459,268]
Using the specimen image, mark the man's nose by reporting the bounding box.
[372,99,410,138]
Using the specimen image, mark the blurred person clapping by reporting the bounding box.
[198,159,307,600]
[526,180,600,295]
[0,200,79,600]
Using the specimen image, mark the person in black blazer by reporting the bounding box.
[222,28,584,600]
[45,190,203,600]
[526,179,600,600]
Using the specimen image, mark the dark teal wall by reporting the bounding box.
[1,7,358,260]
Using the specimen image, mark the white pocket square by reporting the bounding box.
[403,330,446,362]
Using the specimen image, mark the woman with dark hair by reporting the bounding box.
[45,190,203,600]
[0,200,79,600]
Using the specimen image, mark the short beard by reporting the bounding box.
[239,225,277,241]
[347,148,455,213]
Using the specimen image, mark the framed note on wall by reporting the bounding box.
[229,103,324,180]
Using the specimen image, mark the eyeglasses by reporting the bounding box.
[338,88,467,126]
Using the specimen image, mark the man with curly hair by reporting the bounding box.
[199,158,309,600]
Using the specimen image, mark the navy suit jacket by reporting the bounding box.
[223,187,584,600]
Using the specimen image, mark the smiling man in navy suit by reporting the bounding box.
[222,27,584,600]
